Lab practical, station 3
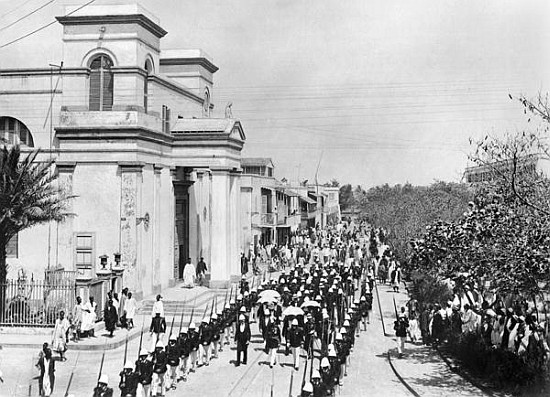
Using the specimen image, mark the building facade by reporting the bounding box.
[0,4,244,299]
[240,158,341,254]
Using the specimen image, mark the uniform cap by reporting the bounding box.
[189,322,196,329]
[156,341,165,348]
[321,357,330,367]
[329,348,338,356]
[244,291,250,296]
[348,308,354,314]
[343,320,350,327]
[284,287,290,292]
[239,314,246,321]
[139,348,149,356]
[217,309,223,315]
[181,327,188,334]
[335,333,343,340]
[360,296,366,301]
[344,314,351,321]
[303,382,314,393]
[312,369,321,379]
[169,334,177,341]
[315,295,322,301]
[341,326,348,334]
[99,374,109,384]
[240,306,247,313]
[237,294,243,300]
[353,299,360,304]
[229,299,236,305]
[292,319,299,326]
[225,303,231,309]
[212,314,218,320]
[202,317,209,323]
[124,361,134,369]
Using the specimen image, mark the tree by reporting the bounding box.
[357,182,472,262]
[339,184,354,211]
[0,146,71,285]
[324,179,340,188]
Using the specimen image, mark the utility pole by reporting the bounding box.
[45,62,63,269]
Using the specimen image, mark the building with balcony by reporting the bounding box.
[0,4,244,298]
[239,158,341,253]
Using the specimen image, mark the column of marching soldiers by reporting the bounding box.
[92,224,375,397]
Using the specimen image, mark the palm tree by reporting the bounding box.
[0,145,71,313]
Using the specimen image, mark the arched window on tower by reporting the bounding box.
[89,54,114,111]
[0,117,34,147]
[144,59,153,113]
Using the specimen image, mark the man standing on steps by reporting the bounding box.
[394,307,409,358]
[196,257,208,287]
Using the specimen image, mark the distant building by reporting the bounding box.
[463,154,550,183]
[0,4,245,300]
[240,158,341,253]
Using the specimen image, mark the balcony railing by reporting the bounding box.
[260,213,275,226]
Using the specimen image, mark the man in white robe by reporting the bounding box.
[183,259,196,288]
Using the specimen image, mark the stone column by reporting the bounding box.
[209,168,231,287]
[229,170,242,280]
[55,162,76,270]
[119,162,143,298]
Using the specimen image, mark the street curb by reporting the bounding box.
[386,350,421,397]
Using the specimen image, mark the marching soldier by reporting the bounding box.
[135,349,153,397]
[198,317,213,366]
[93,374,114,397]
[177,327,190,381]
[266,316,281,368]
[152,341,167,397]
[287,318,304,370]
[165,335,180,390]
[119,361,139,397]
[319,357,334,396]
[187,322,200,372]
[211,313,222,358]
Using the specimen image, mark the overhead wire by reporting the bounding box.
[0,0,56,33]
[0,0,96,49]
[0,0,38,21]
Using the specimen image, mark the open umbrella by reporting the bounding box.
[258,289,281,301]
[258,295,279,304]
[283,306,304,317]
[301,300,321,309]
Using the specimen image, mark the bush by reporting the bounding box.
[447,331,549,394]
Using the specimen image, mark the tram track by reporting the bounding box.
[373,281,421,397]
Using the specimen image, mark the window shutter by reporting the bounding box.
[102,70,114,111]
[89,70,101,111]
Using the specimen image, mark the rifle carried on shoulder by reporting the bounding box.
[178,298,186,334]
[137,321,145,358]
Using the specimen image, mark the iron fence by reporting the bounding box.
[0,278,76,327]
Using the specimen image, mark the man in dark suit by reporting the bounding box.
[235,314,251,366]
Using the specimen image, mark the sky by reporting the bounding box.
[0,0,549,188]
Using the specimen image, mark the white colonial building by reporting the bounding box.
[0,4,244,300]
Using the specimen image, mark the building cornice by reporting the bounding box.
[160,57,219,73]
[148,75,203,103]
[0,67,89,77]
[56,14,168,38]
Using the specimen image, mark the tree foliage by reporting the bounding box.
[0,146,71,283]
[339,183,354,211]
[357,182,473,262]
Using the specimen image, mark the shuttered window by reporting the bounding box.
[89,55,114,111]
